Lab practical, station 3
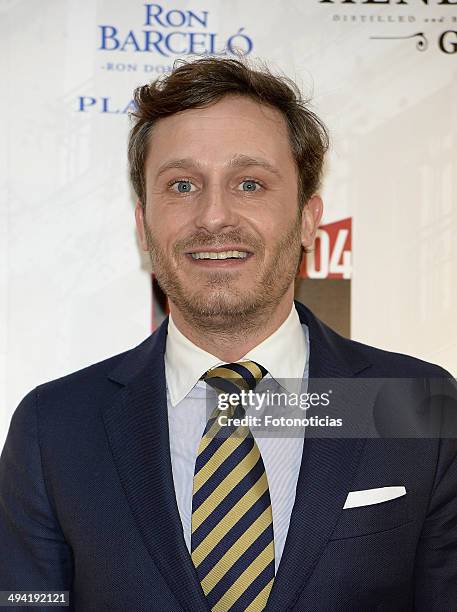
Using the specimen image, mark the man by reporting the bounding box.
[0,57,456,611]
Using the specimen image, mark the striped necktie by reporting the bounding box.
[191,361,275,612]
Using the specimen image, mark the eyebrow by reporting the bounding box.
[155,154,281,179]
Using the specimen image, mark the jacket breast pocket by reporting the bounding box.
[329,492,412,540]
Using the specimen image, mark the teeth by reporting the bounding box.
[191,251,249,260]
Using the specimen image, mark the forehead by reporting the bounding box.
[145,95,295,171]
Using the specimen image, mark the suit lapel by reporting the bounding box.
[265,301,373,611]
[103,320,210,612]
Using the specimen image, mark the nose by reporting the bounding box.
[193,182,239,234]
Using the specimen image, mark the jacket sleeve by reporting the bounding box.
[413,377,457,609]
[0,388,73,606]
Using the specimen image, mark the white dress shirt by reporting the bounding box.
[164,303,309,573]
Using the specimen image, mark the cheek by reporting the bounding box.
[147,206,185,238]
[149,199,192,227]
[262,214,301,254]
[247,215,280,245]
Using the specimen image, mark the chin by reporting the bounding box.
[184,290,261,318]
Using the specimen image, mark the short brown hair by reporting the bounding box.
[128,56,329,211]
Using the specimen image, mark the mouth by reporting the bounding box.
[185,248,254,267]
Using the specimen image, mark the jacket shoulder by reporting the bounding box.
[295,300,453,379]
[29,333,157,418]
[342,333,452,378]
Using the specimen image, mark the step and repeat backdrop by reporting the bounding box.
[1,0,456,448]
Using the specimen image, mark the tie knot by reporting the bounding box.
[201,360,268,395]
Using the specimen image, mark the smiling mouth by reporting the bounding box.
[190,250,250,260]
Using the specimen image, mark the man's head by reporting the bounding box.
[130,57,328,331]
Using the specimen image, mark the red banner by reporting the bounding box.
[298,217,352,280]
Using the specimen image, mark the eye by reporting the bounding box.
[238,179,263,192]
[168,179,196,193]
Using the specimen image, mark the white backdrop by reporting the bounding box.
[1,0,456,449]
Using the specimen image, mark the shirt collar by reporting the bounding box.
[165,303,307,407]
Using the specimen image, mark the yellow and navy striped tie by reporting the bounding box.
[191,361,275,612]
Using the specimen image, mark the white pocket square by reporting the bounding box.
[343,486,407,509]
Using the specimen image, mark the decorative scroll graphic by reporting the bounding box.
[299,217,352,280]
[370,32,428,52]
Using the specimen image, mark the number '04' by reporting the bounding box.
[306,228,352,279]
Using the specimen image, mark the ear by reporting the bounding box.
[134,200,149,252]
[301,194,323,249]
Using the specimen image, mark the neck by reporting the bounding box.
[169,291,295,363]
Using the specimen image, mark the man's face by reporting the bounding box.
[135,94,322,328]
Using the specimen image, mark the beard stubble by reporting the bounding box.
[143,214,303,333]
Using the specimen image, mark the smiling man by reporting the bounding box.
[1,57,456,612]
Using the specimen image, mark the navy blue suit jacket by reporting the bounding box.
[1,300,456,611]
